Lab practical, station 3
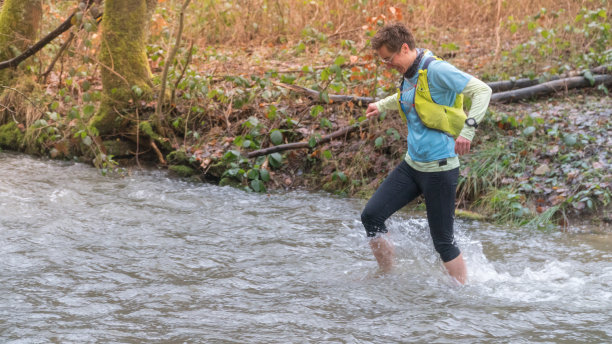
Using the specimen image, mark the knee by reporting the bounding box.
[361,207,385,237]
[360,207,374,225]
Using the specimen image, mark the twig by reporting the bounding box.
[0,0,96,70]
[156,0,192,124]
[68,47,130,86]
[170,39,194,106]
[40,32,75,82]
[270,80,376,106]
[328,28,361,39]
[276,62,368,74]
[246,119,368,158]
[0,85,46,116]
[151,140,166,164]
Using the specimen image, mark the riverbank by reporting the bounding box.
[1,85,610,231]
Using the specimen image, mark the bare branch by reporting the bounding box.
[0,0,96,71]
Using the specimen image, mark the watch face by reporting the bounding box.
[466,118,477,127]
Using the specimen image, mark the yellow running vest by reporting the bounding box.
[397,56,467,138]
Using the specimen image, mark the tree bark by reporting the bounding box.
[90,0,153,135]
[0,0,42,87]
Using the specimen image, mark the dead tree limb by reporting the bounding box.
[271,80,376,107]
[490,74,612,103]
[0,0,96,71]
[246,120,367,158]
[488,65,611,92]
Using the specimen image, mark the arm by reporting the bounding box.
[366,93,399,118]
[459,77,492,141]
[455,77,492,155]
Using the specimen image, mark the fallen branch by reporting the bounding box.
[0,0,96,70]
[488,65,611,92]
[246,120,368,158]
[490,74,612,103]
[270,80,376,107]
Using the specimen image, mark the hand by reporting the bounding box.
[455,136,471,155]
[366,103,380,119]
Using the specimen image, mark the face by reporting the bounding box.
[377,43,412,74]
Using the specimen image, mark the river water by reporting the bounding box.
[1,152,610,343]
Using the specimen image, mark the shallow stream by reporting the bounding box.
[1,152,610,343]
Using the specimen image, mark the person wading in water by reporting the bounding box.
[361,23,492,284]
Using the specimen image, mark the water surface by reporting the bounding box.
[1,152,610,343]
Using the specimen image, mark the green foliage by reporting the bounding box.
[502,6,611,77]
[0,122,24,150]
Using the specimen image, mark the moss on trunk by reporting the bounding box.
[0,0,42,88]
[91,0,153,135]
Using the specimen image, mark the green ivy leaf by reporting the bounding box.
[270,129,283,145]
[260,168,270,182]
[83,104,95,117]
[308,136,317,148]
[583,70,595,86]
[319,91,330,104]
[269,153,282,168]
[375,136,384,147]
[333,171,348,182]
[320,118,332,129]
[131,85,143,97]
[246,169,260,180]
[522,126,536,136]
[310,105,324,117]
[82,135,92,146]
[250,179,266,193]
[223,150,241,162]
[563,134,577,146]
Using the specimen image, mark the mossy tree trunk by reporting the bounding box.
[90,0,153,136]
[0,0,42,88]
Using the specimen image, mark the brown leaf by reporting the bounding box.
[534,164,550,175]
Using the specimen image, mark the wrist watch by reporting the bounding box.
[465,118,478,129]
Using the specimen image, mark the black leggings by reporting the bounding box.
[361,161,460,262]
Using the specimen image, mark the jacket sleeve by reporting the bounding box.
[459,77,492,141]
[373,92,400,113]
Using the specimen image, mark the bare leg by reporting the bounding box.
[369,236,395,273]
[443,253,467,285]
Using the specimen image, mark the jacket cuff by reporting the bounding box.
[459,126,475,141]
